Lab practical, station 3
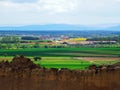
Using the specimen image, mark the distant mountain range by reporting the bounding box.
[0,24,120,31]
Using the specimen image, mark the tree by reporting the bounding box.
[1,36,20,49]
[21,36,39,40]
[33,56,42,61]
[1,36,11,49]
[12,36,20,49]
[33,41,40,48]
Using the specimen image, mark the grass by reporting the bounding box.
[0,57,12,62]
[33,57,120,70]
[34,57,90,70]
[92,60,120,65]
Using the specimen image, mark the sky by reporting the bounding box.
[0,0,120,26]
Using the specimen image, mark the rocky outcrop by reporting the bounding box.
[0,56,120,90]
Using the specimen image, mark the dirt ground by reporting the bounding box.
[74,57,120,61]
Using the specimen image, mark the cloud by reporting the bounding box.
[0,0,120,26]
[37,0,77,13]
[0,0,38,3]
[0,0,77,13]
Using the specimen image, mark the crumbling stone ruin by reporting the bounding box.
[0,56,120,90]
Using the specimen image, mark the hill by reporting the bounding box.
[0,24,120,31]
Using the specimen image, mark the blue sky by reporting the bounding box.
[0,0,120,26]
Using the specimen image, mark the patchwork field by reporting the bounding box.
[34,57,120,70]
[0,56,119,70]
[0,47,120,70]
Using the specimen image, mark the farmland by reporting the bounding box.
[0,47,120,70]
[34,57,120,70]
[0,47,120,57]
[0,31,120,70]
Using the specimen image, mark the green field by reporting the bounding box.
[0,47,120,70]
[0,47,120,57]
[34,57,90,70]
[33,57,120,70]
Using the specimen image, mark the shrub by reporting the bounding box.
[33,57,42,61]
